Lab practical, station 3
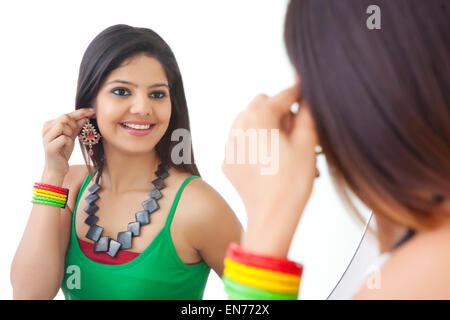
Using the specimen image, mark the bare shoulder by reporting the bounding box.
[354,225,450,299]
[180,174,231,213]
[178,173,239,226]
[175,171,243,249]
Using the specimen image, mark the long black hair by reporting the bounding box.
[284,0,450,230]
[75,24,200,177]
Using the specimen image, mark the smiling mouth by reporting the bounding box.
[119,123,156,130]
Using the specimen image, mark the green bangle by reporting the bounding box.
[31,199,65,208]
[222,275,298,300]
[32,196,66,205]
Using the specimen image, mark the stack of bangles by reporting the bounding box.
[31,183,69,209]
[222,242,302,300]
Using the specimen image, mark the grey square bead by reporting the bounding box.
[136,210,150,225]
[84,215,98,226]
[94,236,110,252]
[158,163,170,171]
[142,198,159,213]
[88,183,101,194]
[117,231,132,249]
[106,239,121,257]
[85,193,99,204]
[86,224,103,242]
[155,169,169,179]
[149,189,162,200]
[128,221,140,236]
[151,178,166,190]
[83,203,99,215]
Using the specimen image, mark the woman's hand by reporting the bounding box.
[42,108,95,179]
[222,83,319,257]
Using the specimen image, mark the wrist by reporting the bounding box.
[242,221,293,258]
[40,170,66,186]
[242,206,304,258]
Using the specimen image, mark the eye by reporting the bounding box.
[149,91,167,99]
[111,88,131,96]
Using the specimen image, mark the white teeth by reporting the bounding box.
[122,123,152,130]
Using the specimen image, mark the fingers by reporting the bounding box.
[68,108,95,121]
[45,134,73,155]
[268,82,318,148]
[43,122,74,145]
[228,81,317,152]
[243,83,301,133]
[43,108,94,138]
[268,83,300,117]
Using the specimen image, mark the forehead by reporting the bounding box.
[105,54,168,84]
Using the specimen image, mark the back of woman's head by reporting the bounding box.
[75,24,200,176]
[284,0,450,230]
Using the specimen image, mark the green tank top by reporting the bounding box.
[61,171,211,300]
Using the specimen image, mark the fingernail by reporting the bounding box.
[89,108,95,112]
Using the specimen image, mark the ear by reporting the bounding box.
[91,103,97,119]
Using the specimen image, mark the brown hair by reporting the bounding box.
[284,0,450,231]
[75,24,200,179]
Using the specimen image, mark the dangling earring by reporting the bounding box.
[79,118,101,156]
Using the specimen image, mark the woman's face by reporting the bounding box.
[94,53,171,155]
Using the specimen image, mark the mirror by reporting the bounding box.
[1,0,375,300]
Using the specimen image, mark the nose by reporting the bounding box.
[129,92,153,116]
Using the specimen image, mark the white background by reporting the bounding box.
[0,0,373,300]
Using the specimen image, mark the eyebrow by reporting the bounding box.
[105,80,169,89]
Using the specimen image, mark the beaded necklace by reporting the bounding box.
[83,162,170,257]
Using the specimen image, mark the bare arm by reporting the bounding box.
[11,108,94,299]
[10,165,85,299]
[181,179,244,277]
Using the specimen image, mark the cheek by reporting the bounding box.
[158,101,172,125]
[94,97,117,125]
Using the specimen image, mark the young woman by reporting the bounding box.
[11,24,243,299]
[221,0,450,299]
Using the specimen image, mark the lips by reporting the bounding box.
[119,122,156,136]
[121,121,155,126]
[120,123,155,129]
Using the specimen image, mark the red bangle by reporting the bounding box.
[34,183,68,195]
[226,242,303,276]
[34,185,68,195]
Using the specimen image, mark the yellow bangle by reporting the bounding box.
[33,191,67,200]
[33,192,67,201]
[224,267,300,293]
[33,188,67,200]
[34,193,66,201]
[224,258,300,285]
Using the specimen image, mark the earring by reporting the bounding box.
[79,118,101,156]
[315,146,323,178]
